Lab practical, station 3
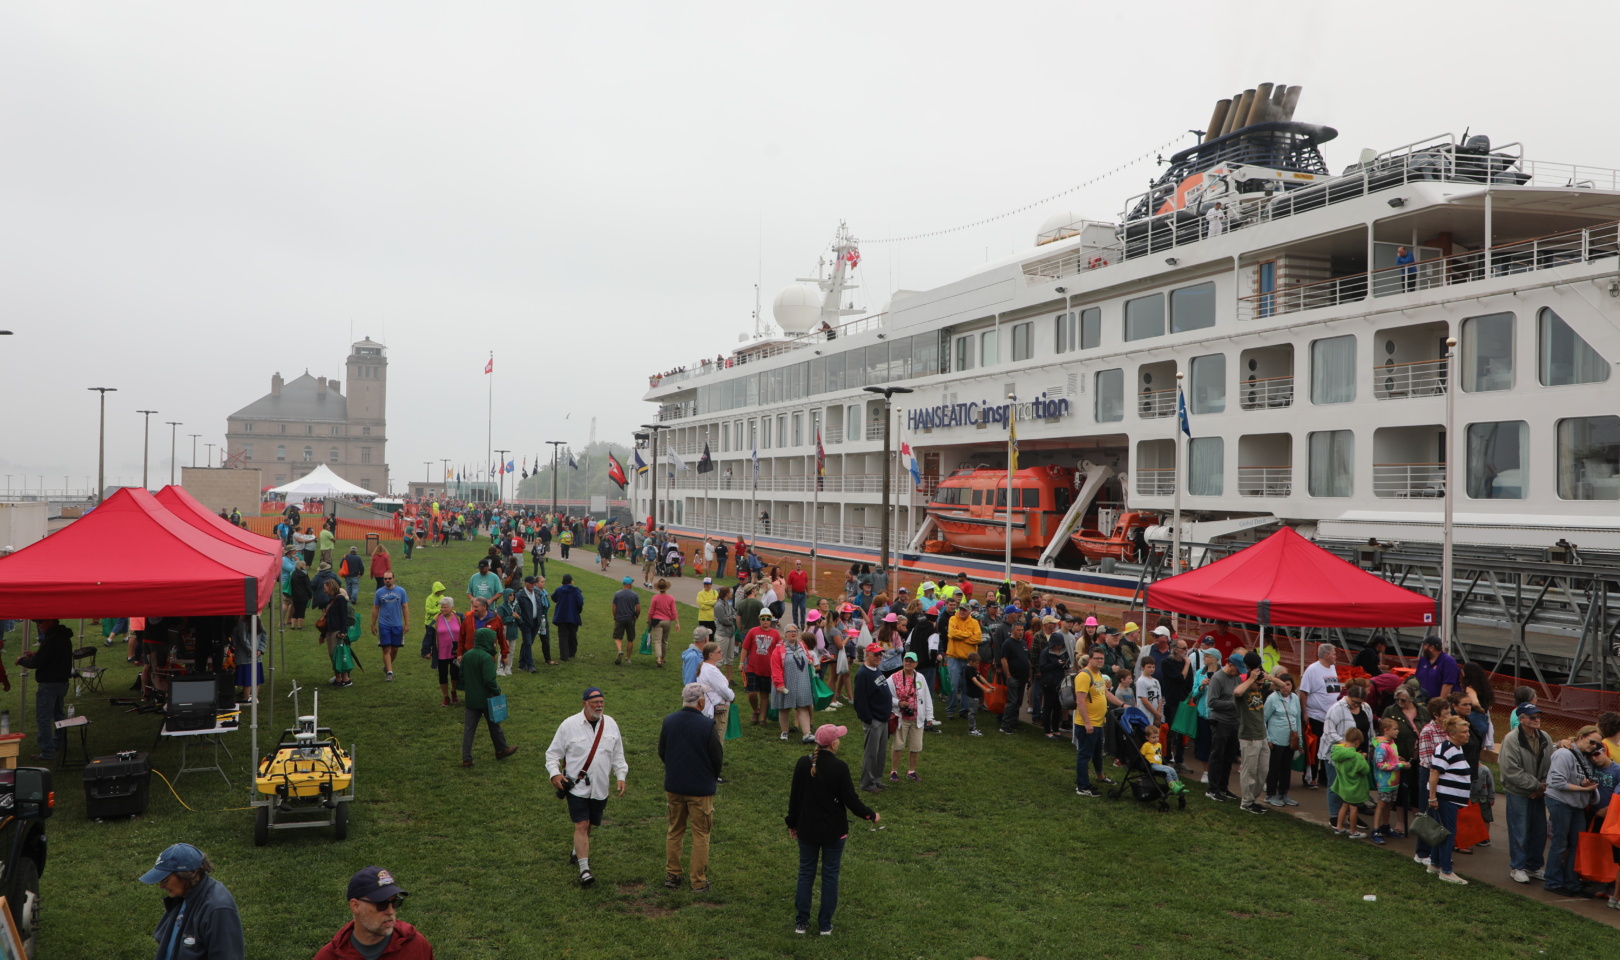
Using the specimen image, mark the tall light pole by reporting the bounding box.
[639,425,663,530]
[204,442,216,467]
[439,459,451,497]
[189,433,201,467]
[863,385,914,574]
[1441,335,1458,652]
[87,387,117,502]
[546,440,566,516]
[165,421,182,485]
[136,409,158,489]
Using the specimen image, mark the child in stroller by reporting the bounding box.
[1109,706,1187,811]
[658,542,684,578]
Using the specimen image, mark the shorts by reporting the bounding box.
[377,625,404,647]
[746,673,772,694]
[566,793,609,825]
[613,620,637,642]
[892,722,924,753]
[1374,789,1398,804]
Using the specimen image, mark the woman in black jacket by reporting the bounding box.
[321,578,353,687]
[785,724,878,936]
[288,560,313,630]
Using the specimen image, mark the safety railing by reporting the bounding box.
[823,425,843,444]
[1372,359,1448,399]
[1138,388,1176,419]
[663,472,923,495]
[1136,468,1175,496]
[1238,375,1295,410]
[647,314,889,392]
[1373,462,1447,499]
[1237,466,1292,498]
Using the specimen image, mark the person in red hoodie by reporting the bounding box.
[457,597,510,671]
[787,559,810,628]
[314,866,434,959]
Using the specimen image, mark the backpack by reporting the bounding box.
[1059,675,1078,710]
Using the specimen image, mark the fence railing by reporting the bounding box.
[1237,466,1292,498]
[1138,389,1176,419]
[1373,462,1447,498]
[682,515,912,552]
[1372,359,1448,399]
[660,472,925,495]
[1238,375,1295,410]
[1136,468,1175,496]
[648,314,890,391]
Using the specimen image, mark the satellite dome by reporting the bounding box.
[1036,211,1087,246]
[773,283,823,334]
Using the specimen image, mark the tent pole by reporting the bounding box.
[250,612,260,797]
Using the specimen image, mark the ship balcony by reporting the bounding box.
[1138,388,1176,419]
[823,425,843,444]
[1373,358,1448,399]
[1238,375,1294,410]
[1237,466,1292,498]
[1136,468,1175,497]
[1373,462,1447,499]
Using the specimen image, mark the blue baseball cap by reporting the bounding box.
[582,687,604,701]
[139,843,206,884]
[1228,653,1247,668]
[622,577,634,585]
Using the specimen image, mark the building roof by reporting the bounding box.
[229,372,348,423]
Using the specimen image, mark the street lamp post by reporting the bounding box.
[87,387,117,502]
[204,443,216,467]
[640,425,664,531]
[188,434,201,467]
[863,385,914,574]
[1441,335,1458,652]
[546,441,565,516]
[165,422,182,485]
[136,410,158,489]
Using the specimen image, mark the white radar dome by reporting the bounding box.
[1036,211,1087,245]
[773,283,824,334]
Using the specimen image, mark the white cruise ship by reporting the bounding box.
[637,84,1620,617]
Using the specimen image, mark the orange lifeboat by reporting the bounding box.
[1070,510,1158,564]
[925,465,1075,560]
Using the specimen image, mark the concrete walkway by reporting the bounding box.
[549,546,1620,927]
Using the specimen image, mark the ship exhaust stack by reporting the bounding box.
[1205,99,1231,142]
[1246,82,1275,126]
[1281,85,1303,121]
[1226,89,1255,136]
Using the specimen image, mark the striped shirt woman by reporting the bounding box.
[1423,717,1474,884]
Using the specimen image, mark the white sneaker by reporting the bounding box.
[1510,869,1529,883]
[1413,855,1431,866]
[1437,872,1468,885]
[385,671,394,682]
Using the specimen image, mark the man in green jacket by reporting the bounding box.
[732,585,763,667]
[461,628,518,767]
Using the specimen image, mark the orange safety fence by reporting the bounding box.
[241,516,402,542]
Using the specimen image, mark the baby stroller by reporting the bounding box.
[657,544,684,578]
[1107,707,1185,812]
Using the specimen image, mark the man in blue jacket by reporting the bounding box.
[551,574,585,662]
[658,683,723,891]
[140,842,244,960]
[853,643,893,793]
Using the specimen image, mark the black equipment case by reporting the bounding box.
[83,751,151,819]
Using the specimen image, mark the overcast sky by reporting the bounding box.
[3,2,1616,494]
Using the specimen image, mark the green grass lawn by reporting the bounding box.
[40,539,1612,959]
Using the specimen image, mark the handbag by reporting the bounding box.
[486,693,508,724]
[1578,830,1619,883]
[1059,675,1078,711]
[1603,797,1620,848]
[1171,699,1200,739]
[1453,802,1490,849]
[331,640,355,674]
[811,672,833,711]
[982,681,1008,715]
[639,630,653,656]
[725,702,742,741]
[1410,812,1451,847]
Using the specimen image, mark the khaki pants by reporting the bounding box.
[1240,737,1270,805]
[648,620,672,661]
[665,792,714,884]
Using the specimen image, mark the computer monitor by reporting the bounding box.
[169,678,218,714]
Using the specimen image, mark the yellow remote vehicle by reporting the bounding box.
[251,689,355,845]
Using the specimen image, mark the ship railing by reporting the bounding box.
[1372,359,1448,399]
[1237,466,1292,498]
[646,314,889,391]
[1137,388,1177,419]
[1373,462,1447,498]
[685,515,911,552]
[823,425,843,444]
[1135,468,1175,496]
[668,472,924,495]
[1238,219,1620,320]
[1238,375,1295,410]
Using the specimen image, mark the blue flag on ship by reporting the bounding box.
[633,449,648,476]
[1177,387,1192,438]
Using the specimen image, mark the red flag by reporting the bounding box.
[484,357,493,374]
[607,453,628,490]
[816,429,825,491]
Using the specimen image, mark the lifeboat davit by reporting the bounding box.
[925,465,1076,560]
[1071,510,1158,564]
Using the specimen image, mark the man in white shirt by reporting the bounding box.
[546,687,629,888]
[1298,644,1342,788]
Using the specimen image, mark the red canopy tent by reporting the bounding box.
[1145,526,1438,627]
[0,487,279,619]
[154,485,283,558]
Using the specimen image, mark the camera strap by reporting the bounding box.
[573,717,606,782]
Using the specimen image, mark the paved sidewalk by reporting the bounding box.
[549,547,1620,926]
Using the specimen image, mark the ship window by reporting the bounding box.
[954,336,974,372]
[1054,487,1072,514]
[1466,420,1527,500]
[1171,281,1216,333]
[1462,312,1514,393]
[1021,487,1041,508]
[913,335,939,378]
[1310,335,1356,404]
[823,353,844,392]
[845,346,866,389]
[980,330,999,366]
[1190,354,1226,414]
[1124,293,1165,341]
[994,488,1007,507]
[746,374,760,406]
[1012,321,1034,362]
[1080,307,1101,349]
[809,357,825,395]
[971,489,983,506]
[1539,307,1609,386]
[1095,368,1124,422]
[865,342,887,385]
[1055,313,1073,354]
[1307,430,1354,497]
[777,415,787,448]
[1557,416,1620,500]
[888,337,912,380]
[793,414,803,447]
[1188,437,1224,495]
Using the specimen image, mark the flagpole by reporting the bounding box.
[702,427,711,543]
[1004,393,1016,586]
[1172,371,1185,578]
[811,426,821,596]
[485,351,493,507]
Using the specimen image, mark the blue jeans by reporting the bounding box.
[1325,761,1341,822]
[34,682,67,759]
[344,576,360,602]
[1431,799,1460,874]
[1029,677,1044,720]
[1074,727,1102,790]
[1545,799,1586,893]
[945,658,972,719]
[517,625,538,670]
[796,837,846,932]
[1505,792,1548,873]
[791,592,806,626]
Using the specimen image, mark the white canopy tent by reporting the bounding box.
[267,464,378,498]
